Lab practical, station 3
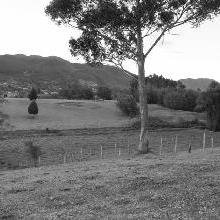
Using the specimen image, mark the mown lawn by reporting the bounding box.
[1,148,220,219]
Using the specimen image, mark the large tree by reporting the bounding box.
[46,0,220,153]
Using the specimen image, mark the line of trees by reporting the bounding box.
[129,74,199,112]
[59,81,112,100]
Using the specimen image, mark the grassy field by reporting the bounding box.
[1,147,220,219]
[0,98,205,131]
[0,98,129,130]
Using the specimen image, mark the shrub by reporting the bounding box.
[25,141,42,167]
[198,88,220,131]
[28,87,38,100]
[28,100,38,115]
[97,86,112,100]
[116,95,139,117]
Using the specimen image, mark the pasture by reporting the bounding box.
[0,98,219,219]
[0,98,205,131]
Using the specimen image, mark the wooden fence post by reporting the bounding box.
[115,143,117,156]
[160,137,163,156]
[38,156,41,166]
[101,145,103,158]
[211,136,214,152]
[119,148,121,157]
[203,130,206,152]
[188,140,192,153]
[174,136,178,153]
[80,148,83,161]
[63,152,67,164]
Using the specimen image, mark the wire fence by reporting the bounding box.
[1,128,220,170]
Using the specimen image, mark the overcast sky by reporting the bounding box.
[0,0,220,81]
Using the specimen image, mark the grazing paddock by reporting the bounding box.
[0,98,128,130]
[0,98,205,131]
[0,128,219,170]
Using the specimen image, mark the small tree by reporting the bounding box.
[97,86,112,100]
[28,100,39,116]
[28,87,38,100]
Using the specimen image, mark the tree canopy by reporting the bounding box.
[46,0,220,66]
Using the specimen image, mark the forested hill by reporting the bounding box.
[0,54,132,90]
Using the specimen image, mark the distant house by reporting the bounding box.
[7,91,18,98]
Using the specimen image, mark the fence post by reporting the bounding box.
[174,136,178,153]
[160,137,163,156]
[101,145,103,158]
[188,140,192,153]
[119,148,121,157]
[80,148,83,161]
[115,143,117,156]
[38,156,41,166]
[203,130,206,152]
[63,152,67,164]
[211,136,214,152]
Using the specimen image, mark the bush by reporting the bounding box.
[28,87,38,100]
[28,100,38,115]
[116,95,139,117]
[25,141,42,167]
[97,86,112,100]
[198,88,220,131]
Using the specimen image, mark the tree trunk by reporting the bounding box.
[137,28,149,153]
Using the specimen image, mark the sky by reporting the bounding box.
[0,0,220,82]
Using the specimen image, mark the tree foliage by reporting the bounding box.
[46,0,220,65]
[196,81,220,131]
[163,89,198,111]
[97,86,112,100]
[28,100,39,115]
[28,87,38,100]
[59,82,94,100]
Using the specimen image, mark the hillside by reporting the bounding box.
[180,78,218,91]
[0,54,132,92]
[1,147,220,219]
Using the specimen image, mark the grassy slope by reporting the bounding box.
[0,99,128,130]
[1,148,220,219]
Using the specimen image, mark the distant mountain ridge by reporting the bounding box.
[180,78,218,91]
[0,54,132,92]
